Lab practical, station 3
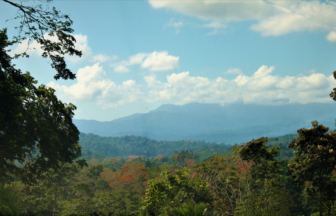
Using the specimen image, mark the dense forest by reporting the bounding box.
[78,133,297,162]
[2,0,336,215]
[3,129,335,216]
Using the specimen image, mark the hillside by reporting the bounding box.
[78,133,299,161]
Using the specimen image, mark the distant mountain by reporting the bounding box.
[73,103,336,144]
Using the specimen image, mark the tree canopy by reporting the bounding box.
[0,28,86,184]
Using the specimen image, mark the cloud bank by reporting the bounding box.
[48,64,336,108]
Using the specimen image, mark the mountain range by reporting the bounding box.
[73,102,336,144]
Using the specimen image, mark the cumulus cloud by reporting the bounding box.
[142,51,179,71]
[149,0,336,39]
[48,64,336,109]
[12,34,116,63]
[113,51,179,72]
[144,65,336,105]
[48,63,144,108]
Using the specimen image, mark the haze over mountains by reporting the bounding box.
[74,103,336,144]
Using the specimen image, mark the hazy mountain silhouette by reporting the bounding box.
[73,102,336,144]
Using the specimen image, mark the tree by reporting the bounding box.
[173,150,198,168]
[235,138,292,215]
[330,71,336,102]
[19,162,86,216]
[288,121,336,216]
[141,167,213,216]
[0,29,84,183]
[3,0,81,80]
[93,190,142,216]
[87,164,104,180]
[1,0,84,184]
[193,147,254,216]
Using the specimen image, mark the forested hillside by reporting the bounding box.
[78,132,297,162]
[79,133,232,158]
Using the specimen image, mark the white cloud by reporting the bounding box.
[326,31,336,42]
[203,21,228,35]
[12,34,116,63]
[129,53,148,65]
[149,0,336,39]
[93,54,117,63]
[167,18,184,33]
[223,68,242,75]
[113,51,179,72]
[48,64,336,109]
[144,65,336,105]
[114,65,130,73]
[149,0,270,22]
[141,51,179,71]
[48,63,144,108]
[167,18,184,28]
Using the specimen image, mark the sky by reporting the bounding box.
[1,0,336,121]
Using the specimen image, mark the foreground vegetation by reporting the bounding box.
[2,122,336,215]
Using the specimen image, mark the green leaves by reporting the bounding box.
[141,168,213,215]
[93,190,141,216]
[0,29,83,184]
[288,121,336,215]
[239,137,281,181]
[3,0,82,80]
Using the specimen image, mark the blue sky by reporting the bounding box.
[1,0,336,121]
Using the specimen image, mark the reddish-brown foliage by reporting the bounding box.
[100,162,147,191]
[186,159,195,167]
[156,154,163,159]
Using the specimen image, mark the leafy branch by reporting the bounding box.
[3,0,82,80]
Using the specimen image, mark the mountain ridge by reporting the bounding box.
[73,102,336,143]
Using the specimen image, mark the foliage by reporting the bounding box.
[194,146,254,215]
[288,121,336,216]
[93,190,142,216]
[0,183,21,215]
[172,149,198,168]
[17,162,86,216]
[0,29,84,184]
[79,133,232,158]
[169,201,211,216]
[235,137,293,215]
[3,0,82,80]
[330,70,336,102]
[141,167,213,216]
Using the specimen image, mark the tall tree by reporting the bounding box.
[288,121,336,216]
[1,0,84,184]
[142,167,213,215]
[236,137,292,215]
[20,162,86,216]
[0,28,83,183]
